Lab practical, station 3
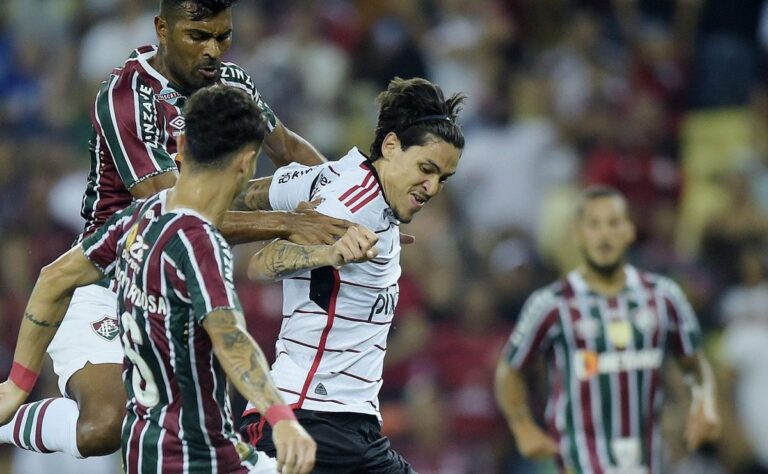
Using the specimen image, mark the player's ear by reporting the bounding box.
[155,15,168,46]
[381,132,400,160]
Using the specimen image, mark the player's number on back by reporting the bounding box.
[121,311,160,408]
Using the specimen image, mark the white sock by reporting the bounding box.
[0,398,83,458]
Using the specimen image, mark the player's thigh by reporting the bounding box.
[68,362,126,416]
[47,284,124,399]
[357,423,414,474]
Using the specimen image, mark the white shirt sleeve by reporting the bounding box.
[268,163,327,211]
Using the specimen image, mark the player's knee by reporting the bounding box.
[76,405,123,456]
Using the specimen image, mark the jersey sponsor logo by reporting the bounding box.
[277,168,313,184]
[137,82,160,147]
[168,116,185,131]
[156,87,182,105]
[314,383,327,396]
[607,319,633,349]
[574,348,662,380]
[91,315,120,341]
[220,64,255,91]
[368,286,398,322]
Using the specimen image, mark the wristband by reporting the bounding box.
[9,362,38,393]
[264,404,296,426]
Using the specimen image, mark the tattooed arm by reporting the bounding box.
[0,245,104,422]
[231,177,273,211]
[204,309,317,474]
[247,225,380,282]
[204,309,284,413]
[225,176,350,246]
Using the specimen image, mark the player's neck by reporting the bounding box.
[579,264,627,297]
[166,172,234,227]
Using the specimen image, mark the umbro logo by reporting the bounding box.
[169,116,185,130]
[314,383,327,396]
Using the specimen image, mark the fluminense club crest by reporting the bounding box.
[91,316,120,341]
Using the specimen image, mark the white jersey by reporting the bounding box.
[248,148,401,418]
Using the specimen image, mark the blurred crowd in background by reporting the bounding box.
[2,0,768,472]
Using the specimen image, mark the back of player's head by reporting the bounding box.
[183,85,267,168]
[369,77,466,161]
[160,0,237,22]
[575,185,628,218]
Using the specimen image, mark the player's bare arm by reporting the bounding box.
[248,225,379,281]
[678,352,721,450]
[232,176,273,211]
[129,169,180,199]
[494,360,559,460]
[204,309,316,474]
[204,309,285,412]
[0,246,104,423]
[263,120,326,167]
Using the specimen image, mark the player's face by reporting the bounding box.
[575,196,635,276]
[379,133,460,223]
[159,9,233,92]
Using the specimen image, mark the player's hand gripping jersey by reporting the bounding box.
[246,148,401,418]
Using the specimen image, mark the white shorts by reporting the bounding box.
[248,451,279,473]
[47,284,123,397]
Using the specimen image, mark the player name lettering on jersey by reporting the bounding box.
[574,348,662,380]
[114,266,168,315]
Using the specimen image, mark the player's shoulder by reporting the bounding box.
[525,281,565,311]
[219,61,257,95]
[98,46,159,98]
[321,149,388,226]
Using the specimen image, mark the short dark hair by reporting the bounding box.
[183,85,267,168]
[575,185,628,217]
[160,0,237,21]
[369,77,466,161]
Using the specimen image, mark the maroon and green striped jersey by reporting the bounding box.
[82,190,260,474]
[79,45,277,239]
[502,266,702,474]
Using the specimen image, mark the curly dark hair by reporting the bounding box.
[160,0,238,21]
[183,85,267,168]
[369,77,466,161]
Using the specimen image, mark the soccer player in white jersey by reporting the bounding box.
[494,186,721,474]
[233,77,466,473]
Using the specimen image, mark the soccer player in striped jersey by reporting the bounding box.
[0,0,350,461]
[495,186,721,474]
[0,85,320,473]
[234,77,466,473]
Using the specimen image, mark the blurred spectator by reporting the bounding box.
[452,72,578,247]
[78,0,155,84]
[721,247,768,471]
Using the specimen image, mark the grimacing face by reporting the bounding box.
[575,196,635,275]
[376,133,461,223]
[156,8,233,92]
